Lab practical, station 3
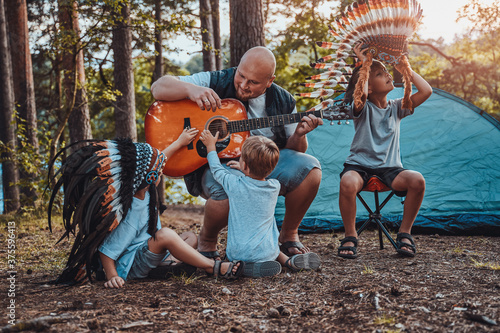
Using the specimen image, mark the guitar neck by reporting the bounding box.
[228,110,322,133]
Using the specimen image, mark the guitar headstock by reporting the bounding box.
[320,101,352,125]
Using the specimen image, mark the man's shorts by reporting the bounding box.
[340,163,408,197]
[127,242,170,280]
[201,149,321,200]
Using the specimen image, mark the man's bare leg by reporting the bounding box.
[278,168,321,255]
[197,198,229,256]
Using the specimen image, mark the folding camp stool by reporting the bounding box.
[356,176,400,250]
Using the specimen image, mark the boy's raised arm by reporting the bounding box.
[395,63,433,109]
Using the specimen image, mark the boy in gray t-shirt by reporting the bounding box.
[200,131,321,277]
[338,44,433,259]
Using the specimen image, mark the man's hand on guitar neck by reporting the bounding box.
[285,114,323,153]
[199,130,220,152]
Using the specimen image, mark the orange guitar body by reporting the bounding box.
[145,98,249,177]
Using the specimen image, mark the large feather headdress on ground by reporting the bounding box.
[47,138,165,284]
[300,0,423,110]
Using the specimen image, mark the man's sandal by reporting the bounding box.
[199,250,221,260]
[396,233,416,257]
[337,236,358,259]
[284,253,321,272]
[212,260,245,280]
[279,241,307,257]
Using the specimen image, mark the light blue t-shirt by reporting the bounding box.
[99,192,161,279]
[346,98,413,168]
[207,151,281,262]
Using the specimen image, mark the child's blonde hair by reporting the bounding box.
[241,136,280,179]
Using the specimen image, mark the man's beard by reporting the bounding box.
[235,89,251,101]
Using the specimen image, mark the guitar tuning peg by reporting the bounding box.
[337,121,342,125]
[345,120,350,125]
[330,120,335,126]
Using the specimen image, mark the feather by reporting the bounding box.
[299,0,422,102]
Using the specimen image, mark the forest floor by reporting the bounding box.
[0,204,499,332]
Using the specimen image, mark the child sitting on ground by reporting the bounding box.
[199,131,321,277]
[337,44,433,259]
[48,128,244,287]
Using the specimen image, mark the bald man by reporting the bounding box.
[151,46,323,263]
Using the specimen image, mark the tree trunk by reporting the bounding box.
[210,0,222,70]
[153,0,163,83]
[229,0,265,67]
[200,0,216,71]
[112,2,137,141]
[5,0,38,202]
[153,0,166,205]
[0,0,20,213]
[58,0,92,145]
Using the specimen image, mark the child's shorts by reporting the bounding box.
[201,149,321,200]
[127,242,170,280]
[340,163,408,197]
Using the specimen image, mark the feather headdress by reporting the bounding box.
[303,0,423,110]
[47,138,166,285]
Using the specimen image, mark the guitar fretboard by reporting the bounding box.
[228,110,322,133]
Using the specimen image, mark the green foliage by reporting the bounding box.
[269,0,354,112]
[0,112,51,215]
[164,178,204,205]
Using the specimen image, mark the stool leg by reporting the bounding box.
[356,193,374,236]
[374,191,398,250]
[374,191,384,249]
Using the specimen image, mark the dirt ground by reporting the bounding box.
[1,204,499,332]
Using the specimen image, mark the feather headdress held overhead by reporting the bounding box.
[47,138,166,285]
[302,0,423,110]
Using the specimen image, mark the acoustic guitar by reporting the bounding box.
[145,98,350,177]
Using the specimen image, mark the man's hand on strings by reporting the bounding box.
[188,86,222,111]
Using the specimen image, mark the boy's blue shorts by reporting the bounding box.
[201,149,321,200]
[127,242,170,280]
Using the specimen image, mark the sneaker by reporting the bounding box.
[243,260,282,278]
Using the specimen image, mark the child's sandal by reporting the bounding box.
[337,236,358,259]
[213,260,245,280]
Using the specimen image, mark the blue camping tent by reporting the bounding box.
[275,87,500,235]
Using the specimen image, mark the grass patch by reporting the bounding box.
[373,313,396,325]
[0,214,70,274]
[362,264,375,275]
[471,258,500,270]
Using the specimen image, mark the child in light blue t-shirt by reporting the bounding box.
[200,131,321,277]
[96,128,244,288]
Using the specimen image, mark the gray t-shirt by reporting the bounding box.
[179,72,298,139]
[207,151,281,262]
[345,98,413,168]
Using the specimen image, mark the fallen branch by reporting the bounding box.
[1,314,79,333]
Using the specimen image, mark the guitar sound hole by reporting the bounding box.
[208,119,229,139]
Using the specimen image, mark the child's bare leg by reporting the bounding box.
[276,252,289,266]
[148,228,239,275]
[180,231,198,248]
[392,170,425,249]
[339,171,364,255]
